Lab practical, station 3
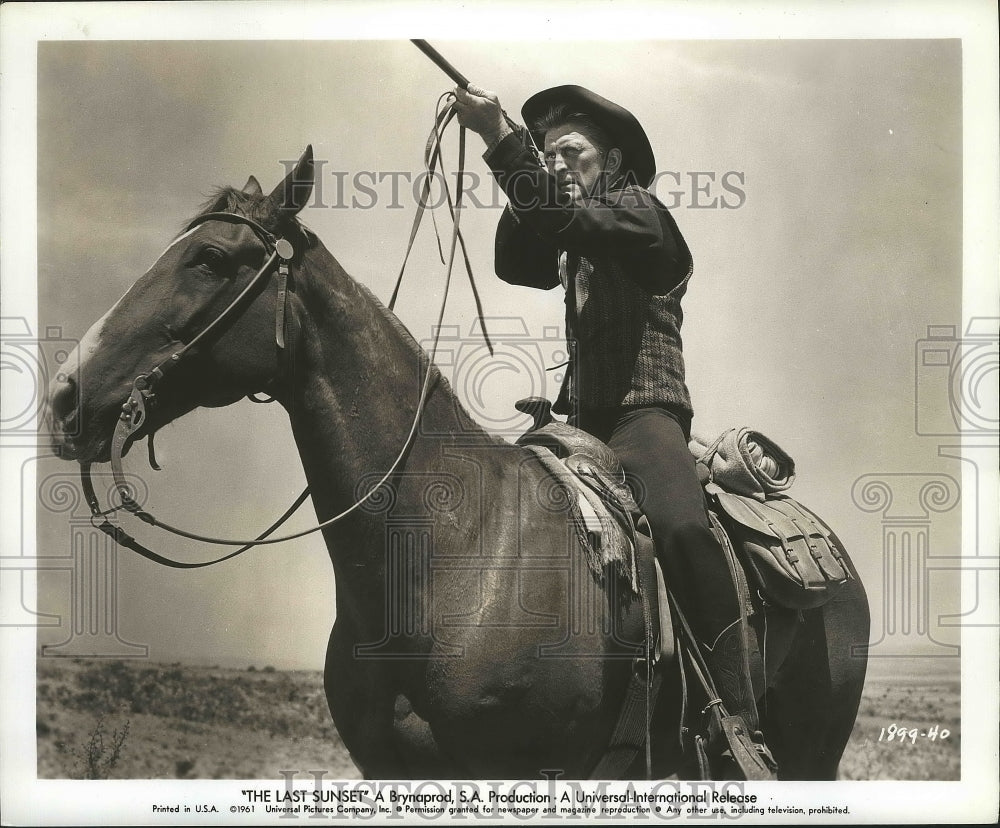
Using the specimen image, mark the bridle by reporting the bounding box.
[82,95,480,568]
[109,211,293,488]
[82,210,305,567]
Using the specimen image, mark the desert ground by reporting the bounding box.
[36,658,959,781]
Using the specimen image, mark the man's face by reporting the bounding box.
[543,122,607,202]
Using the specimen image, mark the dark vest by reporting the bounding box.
[554,248,694,420]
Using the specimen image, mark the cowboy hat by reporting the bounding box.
[521,85,656,187]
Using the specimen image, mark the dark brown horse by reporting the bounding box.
[47,148,869,779]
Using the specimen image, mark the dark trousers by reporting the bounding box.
[571,406,740,644]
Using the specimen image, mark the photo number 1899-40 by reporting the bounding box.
[878,724,951,745]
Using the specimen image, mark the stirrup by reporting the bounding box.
[720,715,778,780]
[703,702,778,781]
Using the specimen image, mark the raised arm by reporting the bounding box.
[453,86,690,295]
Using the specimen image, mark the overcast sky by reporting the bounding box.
[20,31,980,671]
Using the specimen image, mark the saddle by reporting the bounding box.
[515,399,672,779]
[516,402,671,651]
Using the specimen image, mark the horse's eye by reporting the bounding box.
[197,247,227,271]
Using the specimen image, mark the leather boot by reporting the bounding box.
[702,619,759,731]
[700,620,778,779]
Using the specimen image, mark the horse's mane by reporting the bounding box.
[185,186,316,246]
[354,278,433,361]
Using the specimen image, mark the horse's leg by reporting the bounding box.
[761,580,870,780]
[324,622,454,779]
[323,623,412,779]
[389,693,456,777]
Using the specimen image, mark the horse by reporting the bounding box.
[47,146,870,780]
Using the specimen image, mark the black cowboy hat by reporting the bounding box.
[521,85,656,187]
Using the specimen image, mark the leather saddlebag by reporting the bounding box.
[709,489,853,610]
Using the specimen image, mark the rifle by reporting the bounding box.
[409,40,539,156]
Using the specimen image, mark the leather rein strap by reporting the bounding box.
[82,467,311,569]
[84,97,475,568]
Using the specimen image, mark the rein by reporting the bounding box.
[83,96,477,567]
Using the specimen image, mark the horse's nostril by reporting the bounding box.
[49,373,79,426]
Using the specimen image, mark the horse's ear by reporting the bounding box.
[266,145,314,217]
[242,176,263,196]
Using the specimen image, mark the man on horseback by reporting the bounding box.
[453,83,775,776]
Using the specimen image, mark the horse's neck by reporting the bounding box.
[279,242,490,555]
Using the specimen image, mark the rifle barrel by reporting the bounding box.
[411,40,470,90]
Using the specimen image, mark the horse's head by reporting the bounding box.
[48,147,315,463]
